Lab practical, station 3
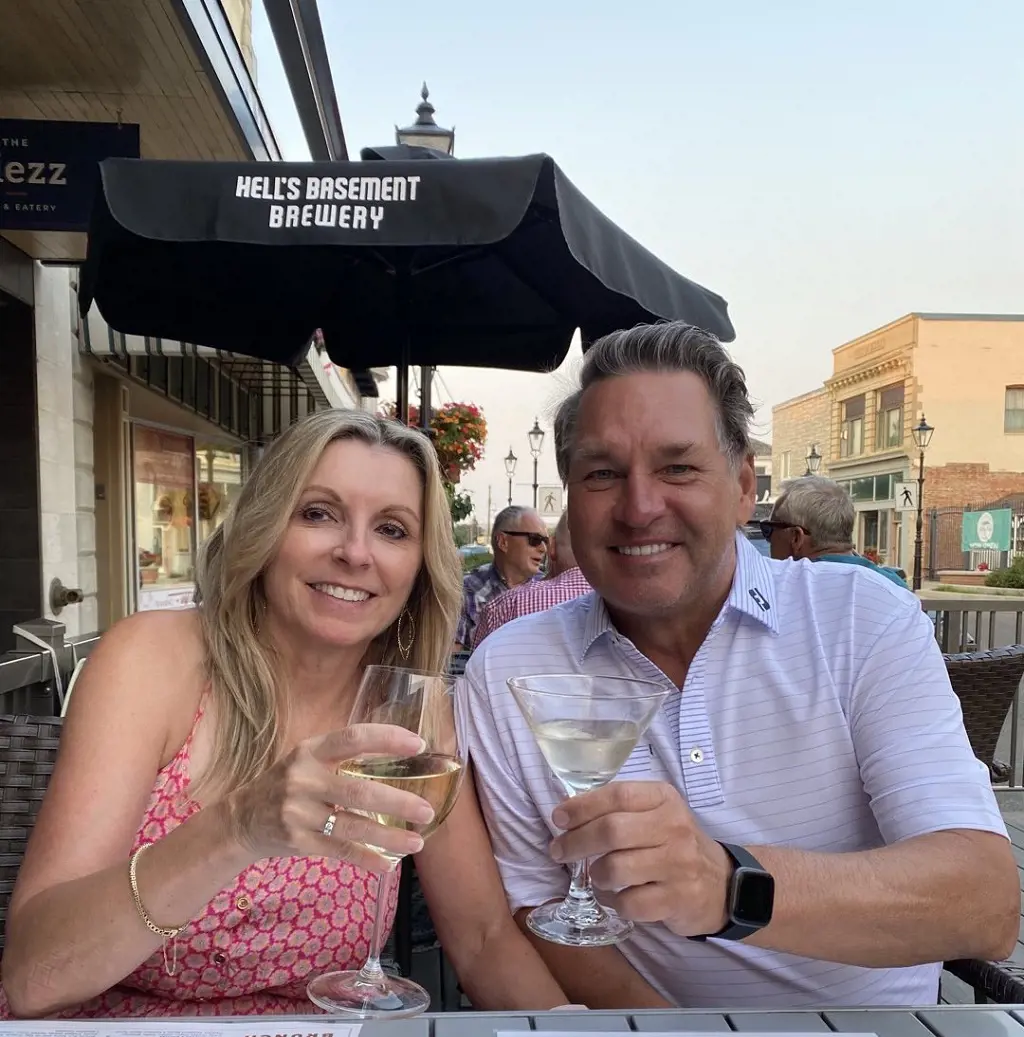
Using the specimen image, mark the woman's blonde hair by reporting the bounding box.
[193,409,462,798]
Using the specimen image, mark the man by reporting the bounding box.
[766,475,909,587]
[473,513,592,648]
[464,321,1016,1009]
[455,505,548,650]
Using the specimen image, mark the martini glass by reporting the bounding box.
[507,673,669,947]
[307,665,466,1018]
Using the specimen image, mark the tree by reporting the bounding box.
[380,401,487,524]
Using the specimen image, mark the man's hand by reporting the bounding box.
[549,781,732,937]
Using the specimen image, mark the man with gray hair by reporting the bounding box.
[766,475,908,587]
[473,512,592,648]
[464,321,1014,1008]
[455,504,548,650]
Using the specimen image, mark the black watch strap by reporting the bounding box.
[688,842,773,943]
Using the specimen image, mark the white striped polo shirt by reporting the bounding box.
[463,533,1007,1008]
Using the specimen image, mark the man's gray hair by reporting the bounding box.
[553,322,754,483]
[491,505,532,554]
[772,476,855,548]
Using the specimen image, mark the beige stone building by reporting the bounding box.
[772,388,830,488]
[771,313,1024,572]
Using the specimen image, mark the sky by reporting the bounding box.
[250,0,1024,527]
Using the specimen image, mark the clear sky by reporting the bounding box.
[251,0,1024,526]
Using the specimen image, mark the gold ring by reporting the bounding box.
[322,812,337,838]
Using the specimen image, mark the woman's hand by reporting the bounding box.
[226,723,433,870]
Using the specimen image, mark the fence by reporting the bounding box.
[928,503,1024,580]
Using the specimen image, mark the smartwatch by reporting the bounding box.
[689,842,774,942]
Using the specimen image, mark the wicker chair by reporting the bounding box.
[943,645,1024,781]
[0,714,63,952]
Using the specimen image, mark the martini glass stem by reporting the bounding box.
[558,856,604,925]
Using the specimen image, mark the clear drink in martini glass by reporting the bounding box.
[507,673,669,946]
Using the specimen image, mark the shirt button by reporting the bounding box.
[213,952,227,965]
[689,748,704,764]
[236,895,252,911]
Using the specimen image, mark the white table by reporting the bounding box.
[347,1007,1024,1037]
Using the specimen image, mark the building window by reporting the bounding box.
[781,451,791,478]
[132,426,197,611]
[195,445,244,546]
[1006,386,1024,432]
[876,384,904,449]
[131,428,245,613]
[840,395,865,457]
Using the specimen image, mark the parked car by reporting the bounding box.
[743,522,771,557]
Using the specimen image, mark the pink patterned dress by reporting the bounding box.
[3,702,397,1017]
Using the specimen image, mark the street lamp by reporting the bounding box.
[395,83,455,155]
[527,418,545,508]
[911,415,935,591]
[395,84,455,432]
[504,448,518,507]
[805,444,821,476]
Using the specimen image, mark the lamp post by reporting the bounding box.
[527,418,545,508]
[805,444,822,476]
[395,84,455,432]
[911,415,935,591]
[504,448,518,507]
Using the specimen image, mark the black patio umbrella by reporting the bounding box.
[79,153,734,388]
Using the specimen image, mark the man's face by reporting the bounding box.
[566,371,756,621]
[497,510,549,580]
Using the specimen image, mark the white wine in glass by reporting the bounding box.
[508,673,669,947]
[307,665,466,1018]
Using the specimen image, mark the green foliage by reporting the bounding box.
[445,484,474,524]
[461,551,493,573]
[985,556,1024,589]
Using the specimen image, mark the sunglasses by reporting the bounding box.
[758,520,809,540]
[502,531,549,549]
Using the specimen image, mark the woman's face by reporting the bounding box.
[263,438,424,652]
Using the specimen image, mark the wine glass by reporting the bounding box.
[507,673,669,947]
[307,665,466,1018]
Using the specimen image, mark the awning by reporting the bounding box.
[79,305,331,410]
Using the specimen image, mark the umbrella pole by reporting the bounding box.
[396,359,409,423]
[395,265,412,424]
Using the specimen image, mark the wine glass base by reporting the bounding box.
[526,899,634,947]
[307,970,431,1018]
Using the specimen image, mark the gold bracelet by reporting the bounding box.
[128,843,187,939]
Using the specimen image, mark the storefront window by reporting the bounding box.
[195,444,244,545]
[132,426,197,611]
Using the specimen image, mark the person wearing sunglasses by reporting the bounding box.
[765,476,908,588]
[455,505,549,650]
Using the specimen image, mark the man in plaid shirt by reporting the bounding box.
[473,513,591,648]
[456,505,549,649]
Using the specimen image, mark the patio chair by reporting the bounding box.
[943,645,1024,781]
[0,714,63,952]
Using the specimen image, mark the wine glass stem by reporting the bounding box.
[357,864,399,986]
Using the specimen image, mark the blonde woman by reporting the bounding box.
[2,411,568,1018]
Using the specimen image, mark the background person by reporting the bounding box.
[455,505,547,650]
[473,513,591,648]
[765,475,908,587]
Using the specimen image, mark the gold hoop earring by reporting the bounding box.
[396,607,416,661]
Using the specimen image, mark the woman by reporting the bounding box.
[2,410,569,1018]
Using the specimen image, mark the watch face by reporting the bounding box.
[732,867,775,926]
